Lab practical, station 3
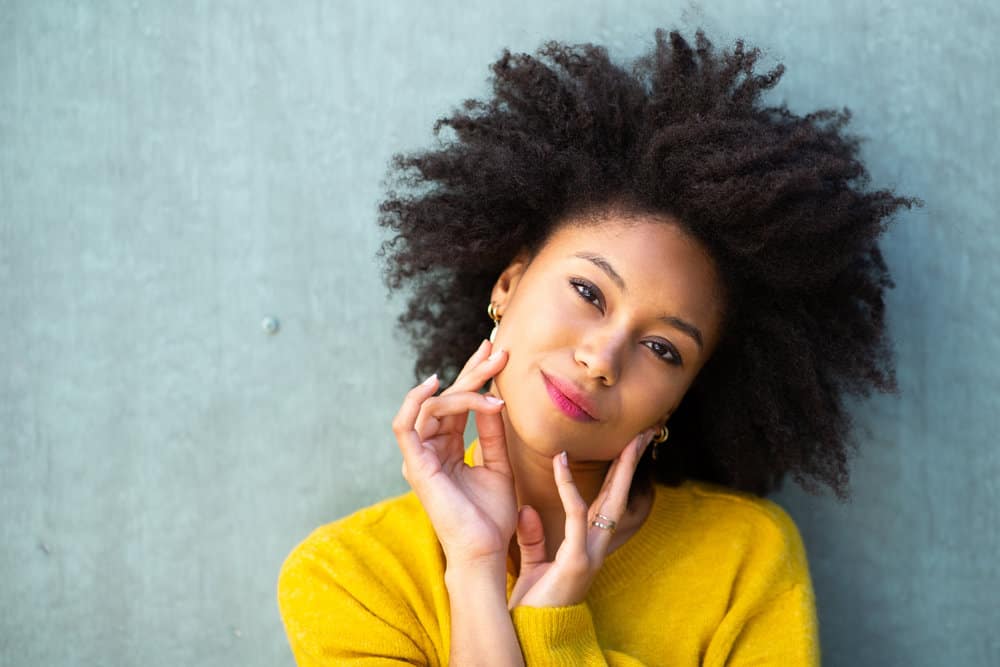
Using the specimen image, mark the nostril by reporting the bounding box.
[575,353,618,386]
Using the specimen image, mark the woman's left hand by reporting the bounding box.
[507,430,655,609]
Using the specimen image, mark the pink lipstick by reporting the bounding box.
[542,372,597,422]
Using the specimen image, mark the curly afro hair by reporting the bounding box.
[377,29,918,501]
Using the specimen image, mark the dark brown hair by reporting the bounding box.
[377,29,918,500]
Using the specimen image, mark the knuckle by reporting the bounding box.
[390,416,408,435]
[565,498,588,517]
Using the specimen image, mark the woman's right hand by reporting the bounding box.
[392,339,514,568]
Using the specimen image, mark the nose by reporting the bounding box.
[573,325,626,385]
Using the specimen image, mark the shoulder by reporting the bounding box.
[280,490,438,577]
[656,479,812,590]
[684,479,806,544]
[669,482,820,663]
[278,490,444,608]
[288,491,430,553]
[277,493,448,663]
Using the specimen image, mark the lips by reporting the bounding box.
[541,371,599,422]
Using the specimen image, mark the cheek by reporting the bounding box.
[506,286,579,348]
[621,372,684,426]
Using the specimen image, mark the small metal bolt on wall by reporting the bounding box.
[261,316,280,335]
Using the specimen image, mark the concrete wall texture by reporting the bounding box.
[2,1,997,665]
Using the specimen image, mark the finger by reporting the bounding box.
[417,339,485,440]
[393,377,485,523]
[391,374,442,483]
[449,338,491,387]
[515,505,547,568]
[597,433,648,510]
[444,344,508,396]
[589,456,620,516]
[401,438,442,482]
[414,391,505,442]
[590,431,653,552]
[475,401,512,476]
[553,451,589,554]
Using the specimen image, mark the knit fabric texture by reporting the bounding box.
[278,441,820,665]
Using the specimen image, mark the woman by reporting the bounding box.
[279,29,916,665]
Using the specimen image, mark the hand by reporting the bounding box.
[507,430,654,609]
[392,339,515,567]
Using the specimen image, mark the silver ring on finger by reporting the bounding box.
[590,513,618,533]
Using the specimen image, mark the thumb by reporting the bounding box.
[516,505,547,569]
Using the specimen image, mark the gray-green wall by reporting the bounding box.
[2,1,996,665]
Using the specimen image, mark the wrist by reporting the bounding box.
[444,554,508,589]
[446,555,524,667]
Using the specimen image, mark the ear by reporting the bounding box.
[489,250,531,313]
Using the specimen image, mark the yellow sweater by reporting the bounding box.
[278,442,820,665]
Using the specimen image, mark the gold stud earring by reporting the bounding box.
[650,424,669,461]
[487,302,501,343]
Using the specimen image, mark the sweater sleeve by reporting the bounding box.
[510,603,648,666]
[722,583,820,665]
[703,498,821,666]
[277,543,429,666]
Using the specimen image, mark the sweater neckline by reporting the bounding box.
[587,478,685,600]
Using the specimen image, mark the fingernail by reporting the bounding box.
[478,339,489,353]
[560,451,568,466]
[488,347,504,361]
[421,373,438,386]
[484,395,504,405]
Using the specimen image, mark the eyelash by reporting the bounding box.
[568,278,683,366]
[570,278,603,309]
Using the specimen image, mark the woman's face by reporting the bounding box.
[489,213,725,462]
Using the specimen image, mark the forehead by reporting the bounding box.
[534,215,726,346]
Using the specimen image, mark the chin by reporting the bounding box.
[499,401,562,454]
[505,405,605,460]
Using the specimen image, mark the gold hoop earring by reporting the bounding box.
[650,424,669,461]
[487,302,501,343]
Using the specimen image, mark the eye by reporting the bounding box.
[570,278,604,311]
[644,339,683,366]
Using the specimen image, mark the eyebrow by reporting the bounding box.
[572,251,705,351]
[575,252,627,292]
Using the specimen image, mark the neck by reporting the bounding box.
[477,382,655,572]
[473,410,612,565]
[510,426,612,562]
[473,426,654,574]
